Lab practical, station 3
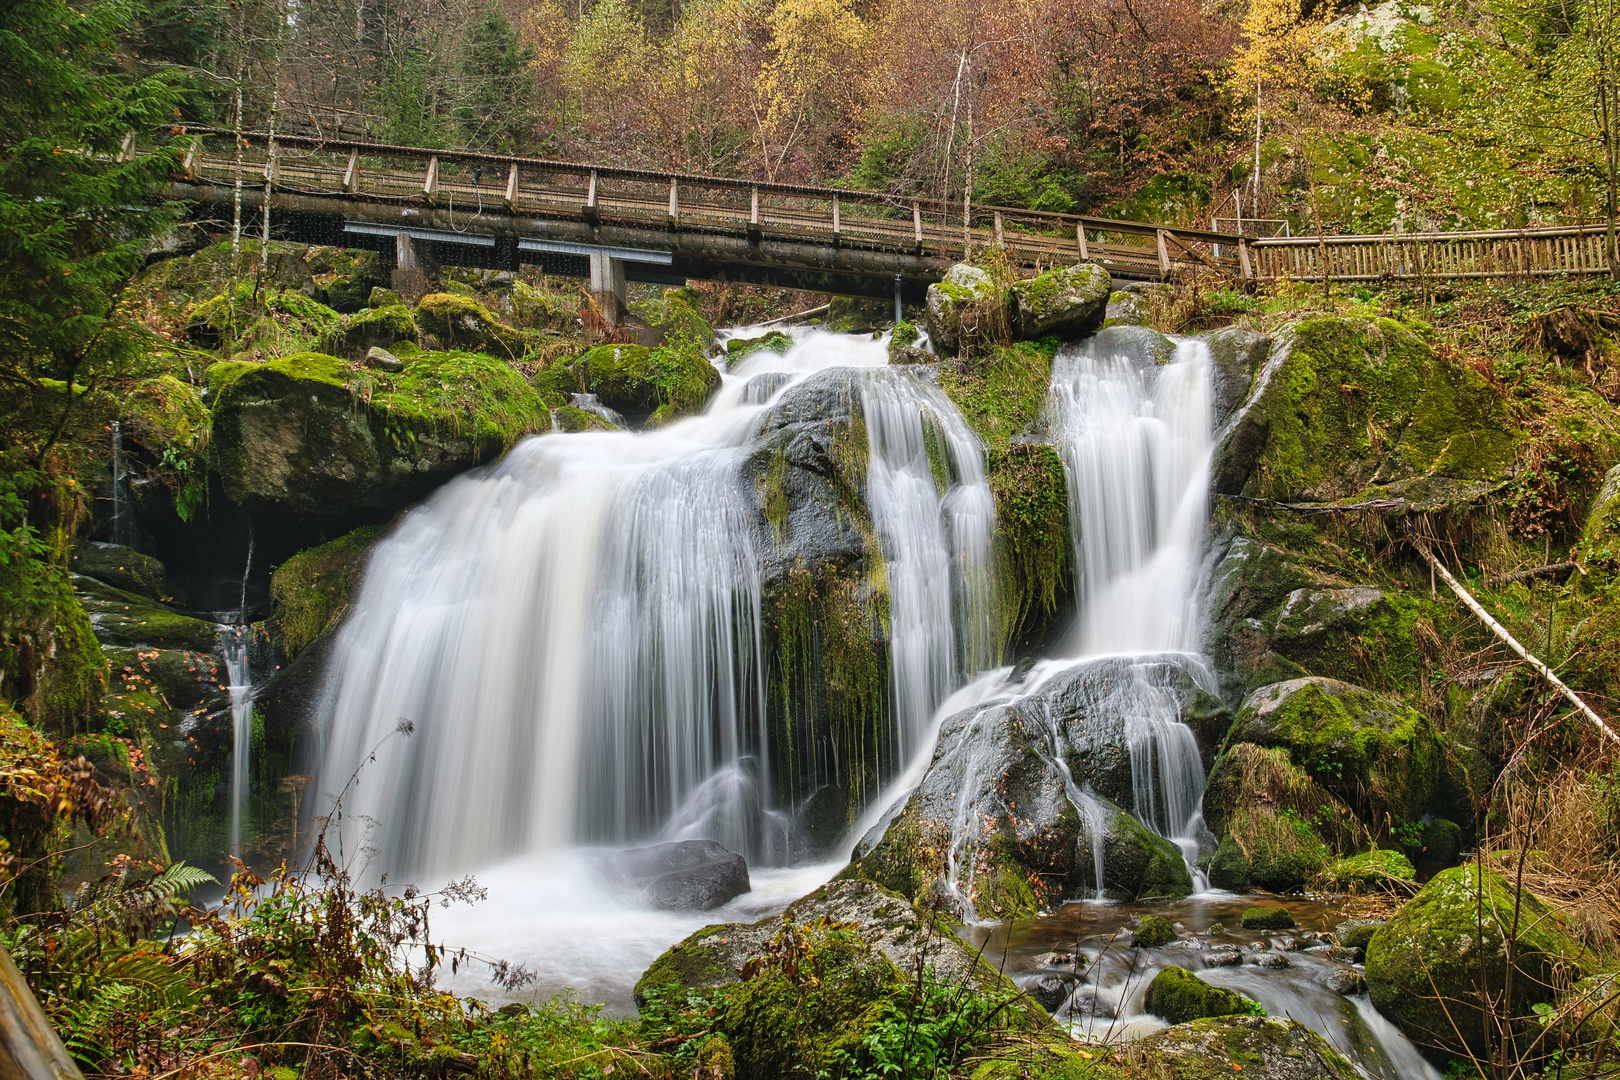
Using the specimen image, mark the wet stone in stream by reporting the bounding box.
[959,894,1440,1080]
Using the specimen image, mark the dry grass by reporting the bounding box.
[1494,770,1620,950]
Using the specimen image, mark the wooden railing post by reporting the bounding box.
[583,169,599,223]
[342,147,360,192]
[117,131,136,163]
[1239,239,1253,281]
[912,202,923,249]
[750,185,760,226]
[994,211,1004,247]
[832,194,841,238]
[182,138,201,179]
[1077,223,1089,261]
[1156,229,1172,278]
[0,943,86,1080]
[422,155,439,204]
[668,178,679,225]
[503,162,518,208]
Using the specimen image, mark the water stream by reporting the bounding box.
[309,324,1433,1075]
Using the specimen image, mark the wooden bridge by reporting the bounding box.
[144,129,1619,320]
[152,129,1245,321]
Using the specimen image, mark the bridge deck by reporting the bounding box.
[155,130,1244,292]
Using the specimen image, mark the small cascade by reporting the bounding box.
[110,420,135,548]
[570,393,627,428]
[1044,335,1218,890]
[858,369,998,759]
[222,624,254,857]
[225,531,256,858]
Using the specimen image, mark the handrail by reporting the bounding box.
[167,127,1244,247]
[1252,223,1620,245]
[0,944,84,1080]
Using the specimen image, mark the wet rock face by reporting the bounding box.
[1211,316,1518,506]
[851,656,1211,913]
[607,840,751,911]
[1204,327,1272,430]
[1133,1015,1361,1080]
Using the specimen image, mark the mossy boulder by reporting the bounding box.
[536,344,720,426]
[1577,462,1620,582]
[1134,914,1178,947]
[204,360,259,401]
[324,304,419,359]
[1213,316,1518,505]
[629,289,715,351]
[210,350,549,528]
[414,293,538,359]
[269,526,383,660]
[925,263,1003,356]
[888,320,921,363]
[122,376,208,462]
[70,543,170,602]
[1365,865,1595,1059]
[552,405,616,432]
[1133,1016,1359,1080]
[1008,262,1110,340]
[1225,677,1440,827]
[726,330,793,362]
[987,441,1072,651]
[1145,966,1259,1023]
[1241,906,1296,930]
[1335,919,1384,952]
[73,576,218,653]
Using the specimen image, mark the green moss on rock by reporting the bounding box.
[552,405,615,433]
[1241,905,1296,930]
[1365,865,1596,1058]
[560,343,722,426]
[630,290,714,352]
[987,442,1070,652]
[937,336,1059,454]
[72,576,217,653]
[1228,677,1440,828]
[269,526,383,660]
[210,350,549,526]
[1224,316,1518,505]
[726,330,794,361]
[324,304,419,359]
[1009,263,1110,340]
[1134,1016,1359,1080]
[70,543,169,602]
[1134,914,1177,947]
[1144,966,1259,1023]
[414,293,538,359]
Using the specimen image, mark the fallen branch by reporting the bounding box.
[1411,538,1620,748]
[1478,561,1579,589]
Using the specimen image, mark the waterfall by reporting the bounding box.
[224,625,253,857]
[859,370,997,762]
[312,330,999,882]
[225,532,257,858]
[110,420,134,549]
[1046,335,1218,890]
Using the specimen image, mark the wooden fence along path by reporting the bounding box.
[154,129,1244,282]
[138,129,1620,286]
[1249,225,1620,282]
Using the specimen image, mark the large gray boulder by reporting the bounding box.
[925,263,1001,354]
[1009,263,1111,339]
[1134,1016,1360,1079]
[608,840,750,910]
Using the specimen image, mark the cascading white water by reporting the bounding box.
[223,625,253,856]
[1044,335,1219,890]
[313,329,999,882]
[859,371,998,761]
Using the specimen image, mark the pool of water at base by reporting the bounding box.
[959,893,1442,1080]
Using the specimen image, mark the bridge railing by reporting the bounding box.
[153,128,1245,281]
[1250,225,1620,281]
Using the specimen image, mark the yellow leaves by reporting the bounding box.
[756,0,868,140]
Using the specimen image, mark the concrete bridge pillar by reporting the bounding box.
[392,232,435,302]
[590,252,627,328]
